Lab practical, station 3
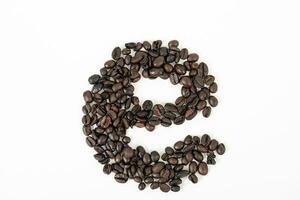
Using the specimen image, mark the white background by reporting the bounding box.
[0,0,300,199]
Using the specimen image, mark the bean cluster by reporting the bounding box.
[82,40,225,192]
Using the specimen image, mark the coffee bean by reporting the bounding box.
[151,151,160,162]
[175,64,186,75]
[217,143,226,155]
[125,42,136,49]
[174,141,184,150]
[208,96,218,107]
[168,40,179,48]
[83,91,93,103]
[86,137,96,147]
[142,100,153,111]
[188,174,198,183]
[170,72,179,85]
[115,173,128,183]
[189,161,198,173]
[202,106,211,118]
[174,116,185,125]
[187,53,199,62]
[152,162,165,174]
[150,182,159,189]
[198,162,208,175]
[153,56,164,67]
[160,183,170,192]
[209,82,218,93]
[143,153,151,165]
[112,47,121,60]
[185,108,197,120]
[209,139,218,151]
[201,134,211,146]
[104,60,116,68]
[180,76,192,87]
[171,185,180,192]
[138,182,146,190]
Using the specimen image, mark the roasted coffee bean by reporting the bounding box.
[83,91,93,103]
[202,106,211,118]
[171,185,180,192]
[150,182,159,189]
[160,183,170,193]
[153,56,165,67]
[174,141,184,151]
[187,53,199,62]
[198,162,208,175]
[188,174,198,183]
[138,182,146,190]
[142,100,153,111]
[189,161,198,173]
[151,151,160,162]
[185,108,197,120]
[217,143,226,155]
[161,117,172,127]
[152,162,165,174]
[169,72,179,85]
[209,139,219,151]
[209,82,218,93]
[180,76,192,87]
[83,40,225,192]
[168,40,179,48]
[174,116,185,125]
[112,47,121,60]
[115,173,128,183]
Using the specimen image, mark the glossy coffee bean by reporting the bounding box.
[198,162,208,175]
[160,183,170,192]
[217,143,226,155]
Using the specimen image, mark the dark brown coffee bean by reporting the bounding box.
[142,100,153,111]
[209,139,218,151]
[150,182,159,189]
[174,141,184,150]
[104,60,115,68]
[142,41,151,50]
[209,82,218,93]
[202,106,211,118]
[198,162,208,175]
[164,103,178,113]
[189,161,198,173]
[193,150,203,162]
[125,42,136,49]
[112,47,121,60]
[185,108,197,120]
[123,147,134,159]
[165,147,174,155]
[180,76,192,87]
[180,48,189,59]
[114,173,128,183]
[170,72,179,85]
[174,64,186,75]
[163,63,173,73]
[161,117,172,127]
[160,183,170,192]
[174,116,185,125]
[184,135,193,145]
[201,134,211,146]
[88,74,100,85]
[217,143,226,155]
[153,56,164,67]
[188,174,198,183]
[86,136,96,147]
[152,162,165,174]
[187,53,199,62]
[138,182,146,190]
[171,185,180,192]
[143,153,151,165]
[83,91,93,103]
[196,100,207,110]
[151,151,160,162]
[208,96,218,107]
[168,40,179,48]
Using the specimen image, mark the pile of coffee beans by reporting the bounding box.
[82,40,225,192]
